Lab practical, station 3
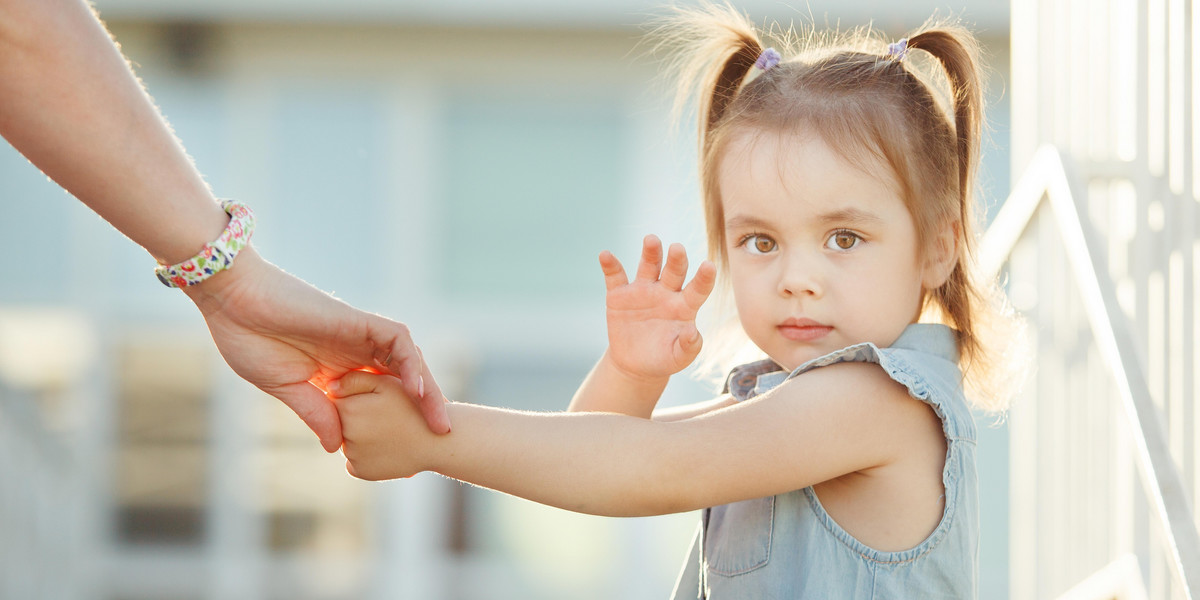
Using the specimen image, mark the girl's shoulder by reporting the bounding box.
[779,323,975,441]
[690,329,963,505]
[776,358,944,441]
[727,324,963,406]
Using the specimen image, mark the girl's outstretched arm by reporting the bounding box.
[568,235,716,418]
[332,362,938,517]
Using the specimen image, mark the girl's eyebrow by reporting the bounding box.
[724,214,773,230]
[817,207,885,226]
[725,207,885,230]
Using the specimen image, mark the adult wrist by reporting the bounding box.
[179,245,266,309]
[155,199,255,288]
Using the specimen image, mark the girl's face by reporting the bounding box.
[718,130,941,371]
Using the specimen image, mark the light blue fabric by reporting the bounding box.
[669,323,978,599]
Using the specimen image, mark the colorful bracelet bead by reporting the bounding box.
[155,199,256,288]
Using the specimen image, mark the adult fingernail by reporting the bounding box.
[418,375,425,398]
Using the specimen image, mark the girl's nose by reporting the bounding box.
[777,252,822,298]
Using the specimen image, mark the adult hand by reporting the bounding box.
[184,247,450,452]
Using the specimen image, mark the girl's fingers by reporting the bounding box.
[682,260,718,311]
[599,250,629,291]
[328,369,381,398]
[659,243,689,291]
[633,234,664,282]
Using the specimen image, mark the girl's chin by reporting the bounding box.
[766,335,866,370]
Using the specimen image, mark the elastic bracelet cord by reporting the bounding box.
[155,199,256,288]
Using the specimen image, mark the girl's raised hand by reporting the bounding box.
[600,235,717,381]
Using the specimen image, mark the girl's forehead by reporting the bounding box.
[719,128,899,190]
[717,129,908,222]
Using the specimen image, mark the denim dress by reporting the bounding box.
[669,323,979,599]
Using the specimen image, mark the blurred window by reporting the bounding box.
[438,93,627,300]
[255,398,368,555]
[114,342,211,546]
[267,89,388,294]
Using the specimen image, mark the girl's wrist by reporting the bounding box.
[422,401,474,478]
[598,350,671,399]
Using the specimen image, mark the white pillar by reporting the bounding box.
[207,368,264,600]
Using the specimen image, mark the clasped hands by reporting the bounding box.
[186,248,451,452]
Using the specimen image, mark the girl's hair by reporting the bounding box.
[657,3,1023,412]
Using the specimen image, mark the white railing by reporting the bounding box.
[983,145,1200,599]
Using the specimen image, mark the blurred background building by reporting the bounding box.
[0,1,1014,599]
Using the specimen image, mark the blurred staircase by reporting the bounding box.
[1009,0,1200,595]
[983,145,1199,599]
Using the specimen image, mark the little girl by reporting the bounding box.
[329,5,1015,598]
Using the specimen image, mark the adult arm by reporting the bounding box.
[0,0,226,265]
[0,0,450,448]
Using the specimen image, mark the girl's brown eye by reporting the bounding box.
[826,230,861,251]
[754,236,776,253]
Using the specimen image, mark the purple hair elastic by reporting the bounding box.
[755,47,782,71]
[887,38,909,61]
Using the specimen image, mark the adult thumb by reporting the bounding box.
[270,380,344,452]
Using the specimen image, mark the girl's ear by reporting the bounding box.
[922,219,959,289]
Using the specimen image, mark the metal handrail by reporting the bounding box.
[979,144,1200,597]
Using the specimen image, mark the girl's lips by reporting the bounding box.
[777,318,833,342]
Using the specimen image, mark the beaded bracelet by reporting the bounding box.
[155,199,256,288]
